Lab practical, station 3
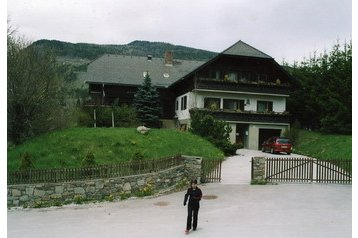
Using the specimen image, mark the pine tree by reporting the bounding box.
[287,40,351,134]
[133,73,162,128]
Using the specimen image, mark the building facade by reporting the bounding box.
[82,41,294,150]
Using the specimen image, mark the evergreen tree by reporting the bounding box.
[133,73,162,128]
[287,40,351,134]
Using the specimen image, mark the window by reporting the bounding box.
[228,72,238,81]
[238,71,251,82]
[223,72,238,82]
[209,70,220,80]
[223,99,245,111]
[181,96,187,110]
[256,73,268,82]
[204,98,220,110]
[257,101,273,113]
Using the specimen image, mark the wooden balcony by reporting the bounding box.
[190,108,290,124]
[195,78,290,95]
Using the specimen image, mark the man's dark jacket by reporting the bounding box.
[184,187,202,207]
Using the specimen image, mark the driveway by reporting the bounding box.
[221,148,309,184]
[7,149,352,238]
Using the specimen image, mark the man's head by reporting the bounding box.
[191,179,198,189]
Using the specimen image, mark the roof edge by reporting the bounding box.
[221,40,273,59]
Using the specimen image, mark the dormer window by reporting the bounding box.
[143,71,149,78]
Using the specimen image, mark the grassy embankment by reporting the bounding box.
[294,129,352,160]
[7,127,224,171]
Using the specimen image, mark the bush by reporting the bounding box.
[82,151,96,167]
[113,104,140,127]
[132,151,144,161]
[96,107,113,127]
[283,121,300,145]
[189,110,238,156]
[77,108,93,127]
[19,152,35,170]
[120,191,131,200]
[77,105,140,128]
[73,195,85,204]
[214,140,242,156]
[135,182,154,197]
[189,110,231,142]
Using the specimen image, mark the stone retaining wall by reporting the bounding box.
[8,156,203,207]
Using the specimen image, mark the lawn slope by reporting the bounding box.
[294,130,351,160]
[7,127,224,171]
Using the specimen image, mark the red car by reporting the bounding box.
[261,137,292,155]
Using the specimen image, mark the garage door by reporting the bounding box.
[258,129,281,149]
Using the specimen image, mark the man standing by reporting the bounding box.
[183,179,202,234]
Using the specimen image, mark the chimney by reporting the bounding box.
[164,50,173,66]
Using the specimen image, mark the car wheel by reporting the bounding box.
[270,148,275,154]
[287,152,291,155]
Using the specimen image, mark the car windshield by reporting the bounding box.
[277,138,290,144]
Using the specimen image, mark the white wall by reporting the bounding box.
[175,92,195,120]
[193,91,287,112]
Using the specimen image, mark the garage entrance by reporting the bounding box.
[258,129,281,149]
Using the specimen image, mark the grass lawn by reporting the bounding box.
[7,127,224,171]
[294,130,352,160]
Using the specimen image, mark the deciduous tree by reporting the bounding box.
[7,27,70,144]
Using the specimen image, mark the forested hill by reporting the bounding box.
[31,39,217,61]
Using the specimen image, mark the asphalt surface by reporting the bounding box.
[7,149,352,238]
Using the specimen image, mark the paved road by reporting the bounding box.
[7,149,352,238]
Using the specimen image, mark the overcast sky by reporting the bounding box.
[7,0,352,63]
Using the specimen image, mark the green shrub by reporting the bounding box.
[82,151,96,167]
[113,104,140,127]
[283,121,300,145]
[250,180,267,185]
[73,195,85,204]
[214,140,242,156]
[104,194,114,202]
[135,182,154,197]
[189,110,238,155]
[120,192,131,200]
[77,105,140,128]
[77,109,93,127]
[132,151,144,161]
[19,152,35,170]
[96,107,113,127]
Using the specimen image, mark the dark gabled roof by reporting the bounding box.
[170,41,291,88]
[81,54,206,87]
[82,40,289,89]
[221,40,272,59]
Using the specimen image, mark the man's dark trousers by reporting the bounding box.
[186,204,199,230]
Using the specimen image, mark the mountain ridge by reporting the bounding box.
[31,39,218,62]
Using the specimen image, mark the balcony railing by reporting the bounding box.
[190,108,290,124]
[195,78,290,95]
